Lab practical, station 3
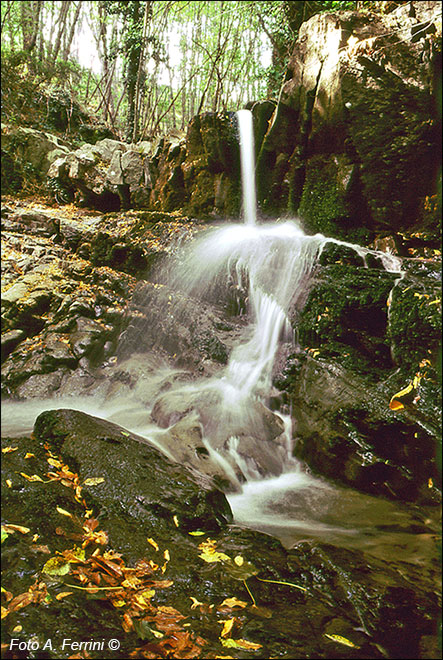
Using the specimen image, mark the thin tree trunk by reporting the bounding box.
[62,1,82,61]
[50,0,70,65]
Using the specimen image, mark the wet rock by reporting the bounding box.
[1,328,26,362]
[69,316,113,364]
[33,408,232,535]
[2,418,439,659]
[296,263,398,373]
[118,280,238,372]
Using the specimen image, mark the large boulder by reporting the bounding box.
[256,1,441,240]
[1,125,70,192]
[47,138,152,211]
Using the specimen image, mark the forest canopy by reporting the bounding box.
[1,1,411,141]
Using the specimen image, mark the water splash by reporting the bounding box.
[168,220,328,406]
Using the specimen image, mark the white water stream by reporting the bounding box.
[2,110,434,563]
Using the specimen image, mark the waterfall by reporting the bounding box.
[237,109,258,226]
[159,108,402,485]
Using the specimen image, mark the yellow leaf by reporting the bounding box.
[42,557,71,576]
[6,480,12,488]
[221,638,262,650]
[173,515,179,527]
[220,618,235,637]
[190,596,204,609]
[55,592,73,601]
[219,597,248,609]
[83,477,105,486]
[234,555,244,566]
[2,524,31,535]
[47,458,63,468]
[198,538,231,563]
[12,625,23,633]
[199,549,231,563]
[163,549,170,561]
[56,507,73,517]
[428,478,433,488]
[134,589,155,606]
[1,606,9,619]
[20,473,44,482]
[147,537,159,551]
[188,530,205,536]
[2,446,18,453]
[121,575,142,589]
[324,634,360,649]
[389,381,415,410]
[24,453,35,459]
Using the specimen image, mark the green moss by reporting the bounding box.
[297,265,397,373]
[297,155,351,237]
[388,273,441,370]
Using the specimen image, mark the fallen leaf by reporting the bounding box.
[234,555,244,566]
[147,538,159,551]
[47,458,63,468]
[7,592,34,613]
[19,472,44,482]
[219,597,248,609]
[190,596,204,609]
[56,506,73,517]
[198,538,231,563]
[2,523,31,535]
[324,634,360,648]
[55,592,73,601]
[83,477,105,486]
[2,447,18,453]
[221,638,262,650]
[42,557,71,576]
[220,618,235,637]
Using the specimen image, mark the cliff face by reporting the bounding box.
[255,1,441,240]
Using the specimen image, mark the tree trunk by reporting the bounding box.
[21,0,42,52]
[62,1,82,61]
[50,0,70,65]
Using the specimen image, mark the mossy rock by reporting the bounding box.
[297,154,372,241]
[297,264,397,373]
[388,262,441,369]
